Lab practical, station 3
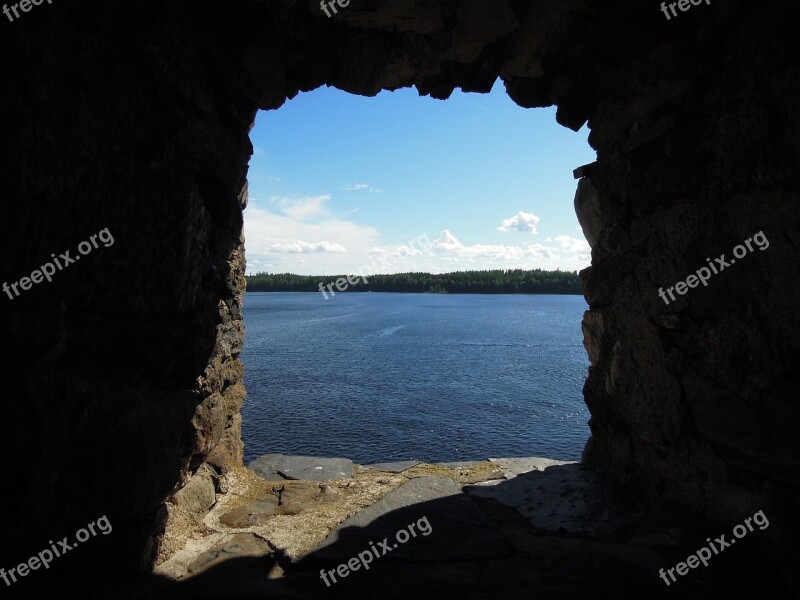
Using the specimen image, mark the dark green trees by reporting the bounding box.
[245,269,583,295]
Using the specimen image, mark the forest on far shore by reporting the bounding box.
[245,269,583,295]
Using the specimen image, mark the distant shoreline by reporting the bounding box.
[246,269,584,295]
[245,290,584,296]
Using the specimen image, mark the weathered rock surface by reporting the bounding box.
[152,460,787,599]
[173,465,218,514]
[488,456,574,478]
[435,461,483,470]
[249,454,353,481]
[365,460,421,473]
[313,476,513,562]
[219,496,280,528]
[186,533,274,577]
[467,463,636,538]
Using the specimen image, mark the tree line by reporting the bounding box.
[245,269,584,295]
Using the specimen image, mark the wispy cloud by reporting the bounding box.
[244,194,380,274]
[271,195,331,221]
[268,240,346,254]
[497,211,541,234]
[244,196,590,275]
[432,229,525,260]
[552,235,590,253]
[346,183,383,193]
[418,230,588,271]
[394,245,422,257]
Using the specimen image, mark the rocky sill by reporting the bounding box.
[148,456,778,599]
[156,456,531,576]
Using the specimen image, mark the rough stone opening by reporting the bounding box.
[239,85,594,468]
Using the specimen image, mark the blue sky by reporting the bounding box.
[244,80,595,276]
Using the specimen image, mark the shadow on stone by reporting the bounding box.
[62,464,794,600]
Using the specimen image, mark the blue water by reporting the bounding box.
[241,292,590,465]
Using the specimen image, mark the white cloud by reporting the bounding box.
[346,183,382,193]
[432,229,526,260]
[497,211,541,234]
[272,195,331,221]
[402,229,589,271]
[525,243,557,260]
[268,240,346,254]
[432,229,463,252]
[394,245,422,257]
[244,193,591,274]
[244,195,380,274]
[553,235,591,253]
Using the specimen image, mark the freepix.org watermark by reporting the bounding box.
[320,516,432,587]
[1,515,112,587]
[3,227,114,301]
[658,509,769,586]
[658,231,768,306]
[3,0,53,24]
[318,232,432,300]
[659,0,711,21]
[319,0,351,18]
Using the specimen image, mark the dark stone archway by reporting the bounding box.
[2,0,798,592]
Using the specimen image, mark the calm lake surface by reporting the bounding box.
[241,292,590,465]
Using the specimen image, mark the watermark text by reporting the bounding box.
[320,515,432,586]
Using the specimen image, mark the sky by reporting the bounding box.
[244,80,596,276]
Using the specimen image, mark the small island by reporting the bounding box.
[246,269,583,295]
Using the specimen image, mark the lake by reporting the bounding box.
[241,292,590,465]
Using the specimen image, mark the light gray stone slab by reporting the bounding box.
[365,460,421,473]
[248,454,290,481]
[311,477,512,562]
[248,454,353,481]
[279,455,353,481]
[488,457,575,479]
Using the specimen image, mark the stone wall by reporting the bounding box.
[2,0,797,586]
[1,0,254,578]
[574,0,800,579]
